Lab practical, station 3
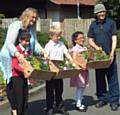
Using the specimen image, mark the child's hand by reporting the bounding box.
[44,52,49,60]
[78,60,87,70]
[24,69,32,78]
[81,64,87,70]
[72,63,81,69]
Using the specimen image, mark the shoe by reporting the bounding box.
[11,111,13,115]
[46,109,54,115]
[0,96,4,101]
[76,105,87,112]
[95,101,107,108]
[110,104,119,111]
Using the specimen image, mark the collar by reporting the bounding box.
[75,44,87,50]
[49,40,60,46]
[96,17,107,24]
[19,44,25,52]
[76,44,83,49]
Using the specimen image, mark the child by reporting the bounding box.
[70,31,89,112]
[7,30,31,115]
[44,24,78,115]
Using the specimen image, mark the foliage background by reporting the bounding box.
[0,28,68,49]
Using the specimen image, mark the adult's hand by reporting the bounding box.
[109,52,114,64]
[96,46,102,51]
[15,52,25,64]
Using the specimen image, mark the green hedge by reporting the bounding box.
[117,30,120,48]
[0,28,7,48]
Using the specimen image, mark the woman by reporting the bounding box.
[0,8,47,115]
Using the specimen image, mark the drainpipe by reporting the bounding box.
[77,1,80,19]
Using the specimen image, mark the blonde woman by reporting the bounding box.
[0,8,47,115]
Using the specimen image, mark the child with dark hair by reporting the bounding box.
[70,31,89,112]
[7,30,31,115]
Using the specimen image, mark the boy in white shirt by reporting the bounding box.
[45,25,77,115]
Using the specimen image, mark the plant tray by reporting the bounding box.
[87,59,111,69]
[29,70,56,80]
[54,69,80,79]
[49,60,80,79]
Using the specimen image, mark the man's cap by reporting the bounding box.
[94,3,106,14]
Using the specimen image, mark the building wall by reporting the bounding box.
[0,0,94,22]
[47,4,94,22]
[47,9,61,21]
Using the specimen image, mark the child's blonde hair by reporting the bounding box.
[49,24,62,37]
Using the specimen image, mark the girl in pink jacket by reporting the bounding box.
[70,31,89,112]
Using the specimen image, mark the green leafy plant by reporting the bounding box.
[81,50,109,61]
[26,56,50,70]
[59,59,75,70]
[26,56,42,70]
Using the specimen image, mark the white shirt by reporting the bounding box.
[72,44,87,53]
[45,40,68,61]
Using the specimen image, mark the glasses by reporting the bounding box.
[76,37,84,40]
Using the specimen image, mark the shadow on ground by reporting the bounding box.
[28,99,46,115]
[83,95,98,106]
[64,95,97,111]
[28,95,97,115]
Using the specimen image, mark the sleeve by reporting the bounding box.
[12,58,24,72]
[34,40,44,54]
[6,22,20,56]
[30,27,44,55]
[111,20,117,36]
[44,43,50,56]
[87,22,95,39]
[63,43,68,54]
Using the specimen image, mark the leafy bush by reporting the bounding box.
[37,31,49,48]
[37,31,68,48]
[0,28,7,49]
[117,29,120,48]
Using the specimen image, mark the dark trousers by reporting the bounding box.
[6,77,28,115]
[95,57,119,104]
[46,79,63,110]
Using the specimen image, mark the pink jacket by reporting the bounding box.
[70,44,89,88]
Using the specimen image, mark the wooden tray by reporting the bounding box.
[29,69,56,80]
[87,59,111,69]
[54,69,80,79]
